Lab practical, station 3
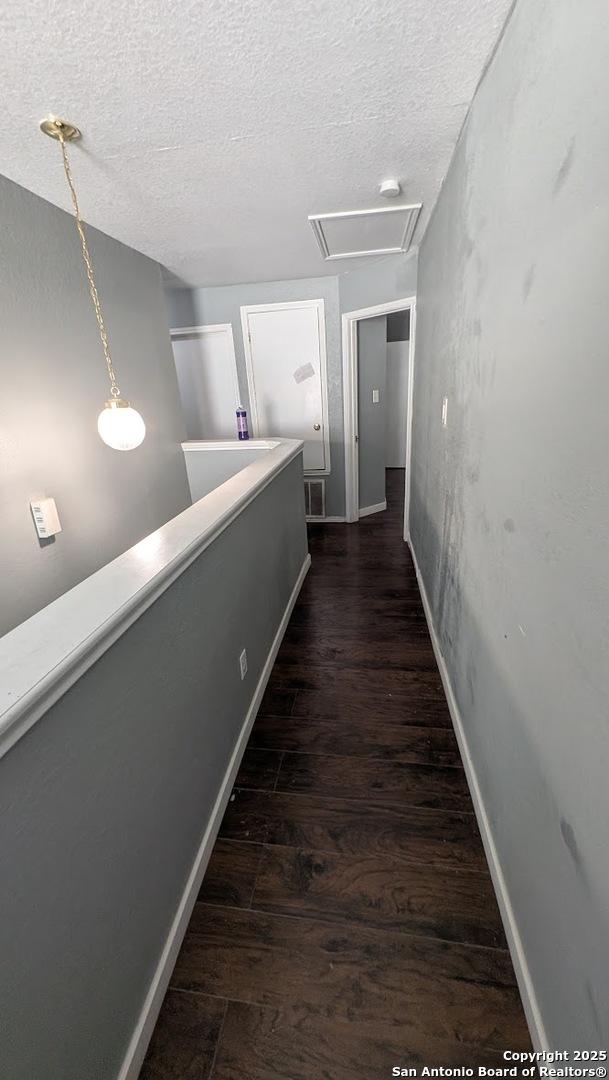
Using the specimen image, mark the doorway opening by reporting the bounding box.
[341,296,416,538]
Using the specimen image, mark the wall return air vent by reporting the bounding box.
[304,478,326,520]
[308,203,421,261]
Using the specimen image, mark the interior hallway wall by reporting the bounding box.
[410,0,609,1047]
[0,174,190,638]
[165,275,343,515]
[165,251,417,519]
[385,310,410,468]
[338,250,417,313]
[385,341,409,468]
[357,315,388,512]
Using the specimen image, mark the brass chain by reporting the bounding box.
[58,133,121,398]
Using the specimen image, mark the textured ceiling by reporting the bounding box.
[0,0,512,286]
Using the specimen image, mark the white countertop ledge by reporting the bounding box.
[0,437,303,761]
[182,439,281,452]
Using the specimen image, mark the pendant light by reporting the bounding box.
[40,116,146,451]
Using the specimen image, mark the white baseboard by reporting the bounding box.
[409,541,548,1052]
[358,500,387,518]
[306,515,347,523]
[118,552,311,1080]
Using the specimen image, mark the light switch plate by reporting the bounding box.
[372,389,380,403]
[441,396,448,427]
[30,497,62,539]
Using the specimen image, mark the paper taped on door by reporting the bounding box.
[293,362,316,384]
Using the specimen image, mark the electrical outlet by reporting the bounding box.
[372,389,380,403]
[239,649,248,680]
[441,396,448,427]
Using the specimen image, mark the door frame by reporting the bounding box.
[341,295,416,536]
[170,323,241,416]
[240,299,331,476]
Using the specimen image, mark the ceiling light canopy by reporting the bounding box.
[40,116,146,452]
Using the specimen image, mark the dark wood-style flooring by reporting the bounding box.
[141,469,531,1079]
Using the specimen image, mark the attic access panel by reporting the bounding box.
[308,203,421,261]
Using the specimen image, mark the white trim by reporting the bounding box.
[409,541,548,1053]
[0,439,303,762]
[240,299,331,476]
[341,297,416,530]
[170,323,240,408]
[342,315,359,519]
[308,204,421,260]
[171,323,234,336]
[181,439,279,453]
[118,552,311,1080]
[358,500,387,518]
[403,301,417,540]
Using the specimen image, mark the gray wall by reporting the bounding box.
[165,251,417,519]
[357,315,387,511]
[387,309,410,342]
[0,175,190,637]
[0,454,308,1080]
[410,0,609,1047]
[386,340,410,468]
[338,250,417,314]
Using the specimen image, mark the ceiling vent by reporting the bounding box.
[308,203,421,261]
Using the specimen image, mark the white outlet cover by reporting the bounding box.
[372,389,380,404]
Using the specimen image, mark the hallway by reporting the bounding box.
[141,469,531,1078]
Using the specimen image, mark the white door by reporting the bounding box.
[241,300,329,472]
[385,340,409,467]
[171,324,239,440]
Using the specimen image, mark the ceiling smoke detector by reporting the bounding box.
[379,178,401,198]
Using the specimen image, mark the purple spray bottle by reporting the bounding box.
[236,406,249,441]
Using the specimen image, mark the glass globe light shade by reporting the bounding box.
[97,398,146,451]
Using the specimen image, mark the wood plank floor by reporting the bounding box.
[140,469,531,1080]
